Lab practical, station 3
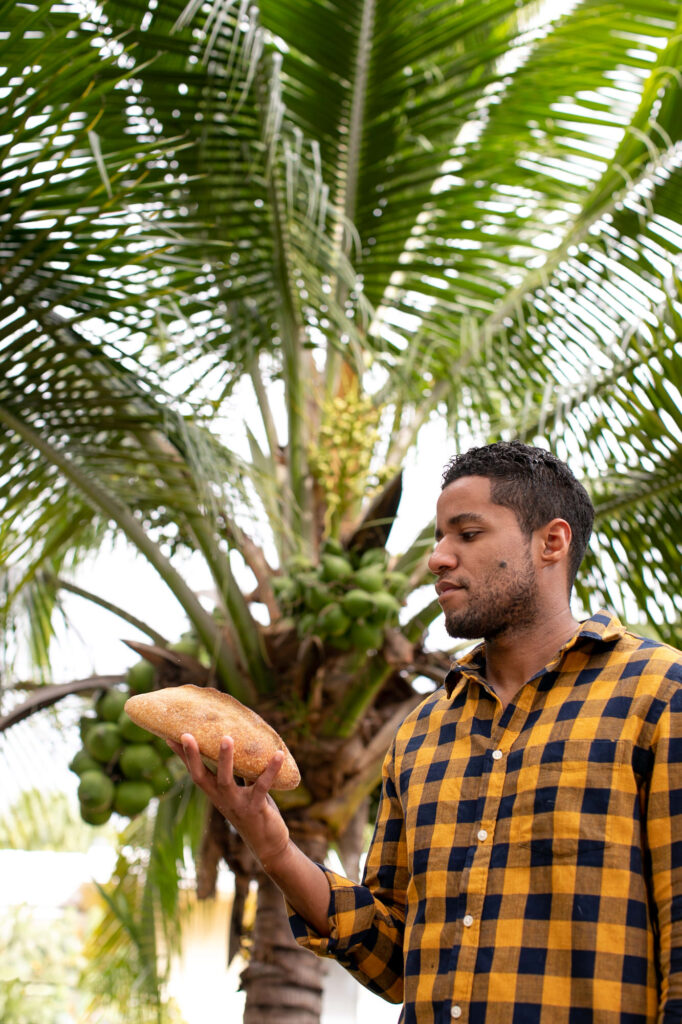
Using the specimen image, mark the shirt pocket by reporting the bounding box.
[507,739,637,862]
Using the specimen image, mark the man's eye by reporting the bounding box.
[461,531,479,541]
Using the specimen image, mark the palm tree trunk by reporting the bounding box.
[241,872,327,1023]
[241,816,331,1024]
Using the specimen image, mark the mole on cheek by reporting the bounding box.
[499,561,507,568]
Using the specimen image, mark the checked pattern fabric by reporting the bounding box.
[289,611,682,1023]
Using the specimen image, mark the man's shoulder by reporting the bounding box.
[618,629,682,659]
[579,610,679,653]
[595,615,681,663]
[616,629,682,690]
[577,611,682,694]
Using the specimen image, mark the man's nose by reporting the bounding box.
[427,540,457,575]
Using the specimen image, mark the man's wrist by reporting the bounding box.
[260,836,296,879]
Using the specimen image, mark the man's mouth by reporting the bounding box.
[435,579,466,597]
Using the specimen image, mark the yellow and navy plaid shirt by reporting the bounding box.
[289,611,682,1023]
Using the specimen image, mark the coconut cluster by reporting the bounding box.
[273,541,408,653]
[69,657,180,825]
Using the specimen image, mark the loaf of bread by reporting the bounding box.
[124,684,300,790]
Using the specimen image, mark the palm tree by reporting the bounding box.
[1,0,681,1020]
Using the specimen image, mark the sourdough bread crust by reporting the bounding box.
[124,684,301,790]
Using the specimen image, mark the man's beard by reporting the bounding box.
[443,555,540,641]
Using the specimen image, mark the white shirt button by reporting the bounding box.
[451,1006,462,1019]
[492,748,503,760]
[477,828,488,842]
[463,914,474,927]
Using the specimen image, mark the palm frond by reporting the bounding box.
[81,781,205,1024]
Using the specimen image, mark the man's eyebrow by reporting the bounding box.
[434,512,486,540]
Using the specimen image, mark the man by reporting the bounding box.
[171,440,682,1023]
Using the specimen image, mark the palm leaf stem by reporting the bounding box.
[405,658,450,687]
[341,0,375,232]
[138,816,167,999]
[385,400,435,473]
[225,523,279,619]
[244,424,290,557]
[249,355,281,462]
[393,521,436,579]
[320,654,394,738]
[184,513,274,693]
[267,180,308,544]
[384,396,405,464]
[0,675,124,732]
[258,62,310,545]
[50,576,169,646]
[403,596,442,643]
[326,0,376,400]
[0,403,253,703]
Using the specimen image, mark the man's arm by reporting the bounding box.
[646,682,682,1021]
[173,730,409,1004]
[168,733,332,936]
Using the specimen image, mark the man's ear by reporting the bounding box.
[538,518,572,566]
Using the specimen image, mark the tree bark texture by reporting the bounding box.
[240,815,335,1024]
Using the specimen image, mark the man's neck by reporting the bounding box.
[483,607,580,709]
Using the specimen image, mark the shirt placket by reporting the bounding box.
[448,694,522,1023]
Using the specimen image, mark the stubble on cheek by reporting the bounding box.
[443,555,539,640]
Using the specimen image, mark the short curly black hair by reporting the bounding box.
[441,440,594,589]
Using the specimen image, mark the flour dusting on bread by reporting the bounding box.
[124,684,300,790]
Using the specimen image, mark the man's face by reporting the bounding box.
[428,475,540,641]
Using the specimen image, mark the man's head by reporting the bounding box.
[440,440,594,591]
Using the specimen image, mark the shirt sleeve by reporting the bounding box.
[646,677,682,1023]
[287,743,408,1003]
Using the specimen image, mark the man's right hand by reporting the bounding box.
[167,733,291,868]
[169,731,333,936]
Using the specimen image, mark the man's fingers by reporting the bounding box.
[216,736,236,787]
[173,733,283,806]
[178,733,212,783]
[252,750,285,796]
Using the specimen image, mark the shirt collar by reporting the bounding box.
[443,609,627,698]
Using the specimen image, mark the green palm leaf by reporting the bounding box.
[2,2,682,1019]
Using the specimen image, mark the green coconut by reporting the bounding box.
[350,621,385,652]
[168,635,200,658]
[114,780,154,817]
[84,722,122,764]
[126,659,156,695]
[370,591,402,623]
[80,805,113,826]
[297,611,317,636]
[78,770,115,812]
[321,537,345,557]
[385,570,409,594]
[69,749,101,776]
[358,547,387,568]
[353,566,385,593]
[95,688,129,723]
[78,715,97,743]
[118,711,155,743]
[320,554,354,583]
[316,602,351,638]
[341,588,376,618]
[304,583,331,612]
[119,743,163,781]
[149,765,174,795]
